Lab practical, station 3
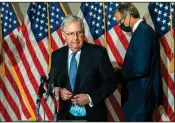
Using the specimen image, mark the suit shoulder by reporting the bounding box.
[84,43,107,59]
[52,46,67,56]
[142,21,155,33]
[86,43,106,52]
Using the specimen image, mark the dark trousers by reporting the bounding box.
[124,112,153,122]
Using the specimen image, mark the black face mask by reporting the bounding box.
[119,23,132,32]
[119,15,132,32]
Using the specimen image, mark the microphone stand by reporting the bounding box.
[36,95,41,121]
[36,76,46,121]
[44,83,54,121]
[36,92,46,121]
[36,87,46,121]
[53,94,59,121]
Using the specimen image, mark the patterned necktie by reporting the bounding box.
[69,52,77,91]
[69,52,87,117]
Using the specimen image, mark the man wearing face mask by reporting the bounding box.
[114,3,163,121]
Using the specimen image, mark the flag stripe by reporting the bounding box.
[109,28,127,60]
[20,25,46,75]
[38,40,49,65]
[0,101,12,121]
[0,89,17,121]
[108,94,124,121]
[107,109,114,121]
[113,25,129,50]
[106,32,124,67]
[0,77,21,120]
[56,28,65,44]
[51,34,59,50]
[160,36,174,61]
[105,98,120,121]
[113,89,121,106]
[0,113,5,121]
[3,63,31,119]
[160,59,174,97]
[3,51,33,120]
[23,18,48,72]
[162,90,173,121]
[162,78,174,121]
[94,38,102,46]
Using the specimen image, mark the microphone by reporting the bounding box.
[44,68,59,102]
[41,75,47,83]
[38,75,47,97]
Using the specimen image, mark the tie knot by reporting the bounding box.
[72,52,77,58]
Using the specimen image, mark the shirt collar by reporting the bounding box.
[132,19,143,33]
[68,49,81,57]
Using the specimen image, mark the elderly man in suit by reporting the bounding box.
[50,14,117,121]
[114,3,163,121]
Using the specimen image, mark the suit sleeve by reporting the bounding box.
[49,52,61,87]
[122,29,153,80]
[89,48,118,105]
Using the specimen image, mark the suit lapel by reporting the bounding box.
[62,46,72,91]
[74,42,91,92]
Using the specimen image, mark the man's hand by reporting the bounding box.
[71,94,89,106]
[54,87,60,97]
[60,88,73,101]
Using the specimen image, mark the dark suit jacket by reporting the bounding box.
[121,21,163,120]
[50,42,117,121]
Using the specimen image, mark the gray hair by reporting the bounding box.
[61,14,85,32]
[115,3,140,18]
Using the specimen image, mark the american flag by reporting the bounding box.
[0,2,67,121]
[0,2,32,121]
[144,2,174,121]
[78,2,131,121]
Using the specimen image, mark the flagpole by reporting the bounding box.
[102,3,107,51]
[0,9,5,77]
[60,3,68,16]
[46,3,52,71]
[169,2,174,73]
[12,4,22,25]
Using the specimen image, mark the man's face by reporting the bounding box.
[62,21,84,52]
[115,11,130,27]
[115,11,132,32]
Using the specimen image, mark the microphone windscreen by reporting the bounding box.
[40,75,47,83]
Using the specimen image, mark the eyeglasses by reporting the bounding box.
[65,31,84,38]
[118,17,125,24]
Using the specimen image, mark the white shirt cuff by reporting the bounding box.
[87,94,93,107]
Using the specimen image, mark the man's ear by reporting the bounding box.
[125,13,131,19]
[126,13,131,18]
